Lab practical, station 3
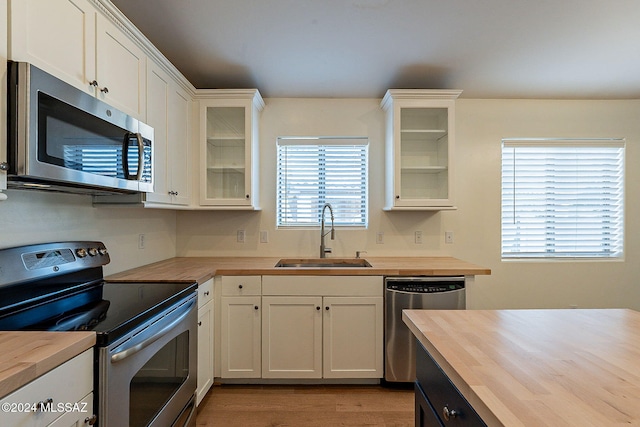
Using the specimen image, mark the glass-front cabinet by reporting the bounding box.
[199,90,264,208]
[381,89,461,210]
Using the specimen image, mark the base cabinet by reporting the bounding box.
[196,279,214,405]
[220,276,262,378]
[322,296,383,379]
[415,341,486,426]
[262,296,323,378]
[260,276,383,380]
[0,349,94,427]
[262,295,383,379]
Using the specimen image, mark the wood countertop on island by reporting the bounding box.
[106,256,491,284]
[0,331,96,399]
[403,309,640,427]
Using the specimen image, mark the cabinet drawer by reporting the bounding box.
[262,275,382,296]
[0,348,93,427]
[416,342,486,426]
[198,278,213,308]
[221,276,261,296]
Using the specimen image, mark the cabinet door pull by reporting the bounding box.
[238,284,243,289]
[204,291,210,296]
[100,86,109,94]
[254,305,259,310]
[85,414,98,425]
[442,405,459,421]
[316,306,321,310]
[36,398,53,412]
[325,306,330,310]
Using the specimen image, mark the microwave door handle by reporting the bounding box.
[134,132,143,180]
[122,133,132,179]
[122,132,144,180]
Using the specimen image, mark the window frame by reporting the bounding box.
[501,138,625,260]
[276,136,369,229]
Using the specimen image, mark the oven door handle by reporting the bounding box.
[110,298,195,363]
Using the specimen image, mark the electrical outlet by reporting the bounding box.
[260,230,269,243]
[138,234,145,249]
[445,231,454,244]
[376,231,384,244]
[415,231,423,244]
[237,230,245,243]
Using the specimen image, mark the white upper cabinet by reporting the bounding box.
[381,89,461,210]
[145,62,191,206]
[198,90,264,209]
[10,0,146,119]
[94,12,146,118]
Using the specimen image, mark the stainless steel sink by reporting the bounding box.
[274,258,372,268]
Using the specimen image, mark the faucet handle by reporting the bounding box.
[355,251,367,259]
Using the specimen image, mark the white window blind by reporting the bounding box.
[277,137,368,227]
[501,139,625,259]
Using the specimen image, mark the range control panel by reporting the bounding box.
[0,241,110,287]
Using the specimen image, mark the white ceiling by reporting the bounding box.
[110,0,640,99]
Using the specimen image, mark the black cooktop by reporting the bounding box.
[0,241,196,346]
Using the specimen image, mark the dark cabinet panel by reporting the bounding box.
[415,341,486,426]
[415,382,444,427]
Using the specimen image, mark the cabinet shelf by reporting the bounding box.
[207,166,246,173]
[207,137,245,144]
[400,166,447,174]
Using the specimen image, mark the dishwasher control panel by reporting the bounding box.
[385,277,465,293]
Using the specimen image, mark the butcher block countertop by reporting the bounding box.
[403,309,640,427]
[0,331,96,399]
[106,256,490,284]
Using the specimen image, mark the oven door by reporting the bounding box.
[98,293,197,427]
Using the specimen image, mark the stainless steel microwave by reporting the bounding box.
[6,61,153,195]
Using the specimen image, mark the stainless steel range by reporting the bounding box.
[0,241,198,427]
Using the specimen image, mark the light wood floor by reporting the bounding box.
[196,384,415,427]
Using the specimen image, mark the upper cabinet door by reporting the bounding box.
[10,0,146,119]
[9,0,97,95]
[381,90,462,210]
[95,14,146,119]
[198,90,264,209]
[167,84,192,205]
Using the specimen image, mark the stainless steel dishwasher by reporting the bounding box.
[384,276,465,383]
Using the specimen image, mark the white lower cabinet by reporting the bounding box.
[196,279,214,405]
[0,349,94,427]
[322,296,383,379]
[262,296,323,379]
[220,276,262,378]
[219,275,383,381]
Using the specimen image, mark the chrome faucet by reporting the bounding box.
[320,203,335,258]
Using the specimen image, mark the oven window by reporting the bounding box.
[129,331,190,427]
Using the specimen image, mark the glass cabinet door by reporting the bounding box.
[398,107,449,202]
[381,90,460,210]
[205,106,247,201]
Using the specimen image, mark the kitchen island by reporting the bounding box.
[403,309,640,426]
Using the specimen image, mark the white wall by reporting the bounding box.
[177,98,453,258]
[176,97,640,311]
[455,99,640,310]
[0,191,177,275]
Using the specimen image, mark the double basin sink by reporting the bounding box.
[274,258,372,268]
